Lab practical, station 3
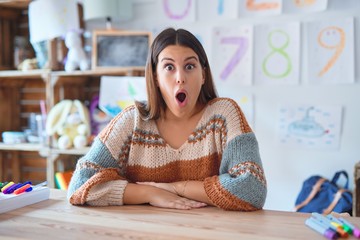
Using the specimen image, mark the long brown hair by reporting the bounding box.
[135,28,218,120]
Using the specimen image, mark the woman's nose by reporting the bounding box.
[176,70,185,84]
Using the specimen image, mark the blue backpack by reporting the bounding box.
[294,170,353,215]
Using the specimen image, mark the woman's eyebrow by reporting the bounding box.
[185,56,199,62]
[160,57,174,62]
[160,56,198,62]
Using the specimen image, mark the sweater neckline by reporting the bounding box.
[153,103,210,152]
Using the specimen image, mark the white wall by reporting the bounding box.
[84,0,360,211]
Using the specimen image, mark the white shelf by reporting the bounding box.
[0,143,44,151]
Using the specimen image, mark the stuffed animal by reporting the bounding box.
[46,99,91,149]
[64,31,90,72]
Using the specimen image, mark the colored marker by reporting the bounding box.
[3,183,21,194]
[305,217,338,239]
[326,215,352,234]
[312,213,348,238]
[339,218,360,238]
[14,183,32,195]
[1,181,14,192]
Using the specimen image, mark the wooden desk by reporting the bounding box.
[1,189,360,239]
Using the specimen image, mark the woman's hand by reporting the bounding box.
[123,182,207,210]
[147,188,207,210]
[136,181,214,206]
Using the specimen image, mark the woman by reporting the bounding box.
[67,28,267,211]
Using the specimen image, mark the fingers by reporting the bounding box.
[168,198,207,210]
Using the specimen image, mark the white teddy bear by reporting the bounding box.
[46,99,91,149]
[64,31,90,72]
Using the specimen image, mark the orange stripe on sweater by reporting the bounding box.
[204,175,259,211]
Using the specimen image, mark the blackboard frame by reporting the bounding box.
[92,30,151,70]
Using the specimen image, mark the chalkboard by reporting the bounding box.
[92,30,151,70]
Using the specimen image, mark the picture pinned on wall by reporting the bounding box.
[99,76,147,117]
[239,0,282,17]
[212,25,253,86]
[307,17,355,84]
[159,0,196,22]
[197,0,239,21]
[283,0,328,13]
[254,21,300,85]
[277,104,343,150]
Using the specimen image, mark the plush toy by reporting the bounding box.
[64,31,90,72]
[46,99,91,149]
[18,58,39,71]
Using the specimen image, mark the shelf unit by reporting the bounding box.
[0,1,146,187]
[0,69,144,187]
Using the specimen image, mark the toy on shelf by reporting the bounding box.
[46,99,91,149]
[64,31,90,72]
[90,95,112,136]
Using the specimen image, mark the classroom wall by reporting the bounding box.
[84,0,360,211]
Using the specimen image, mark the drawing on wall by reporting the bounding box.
[212,25,253,86]
[239,0,282,17]
[236,95,254,128]
[254,22,300,85]
[99,76,147,117]
[307,17,354,84]
[159,0,196,22]
[283,0,328,13]
[198,0,238,21]
[277,104,342,150]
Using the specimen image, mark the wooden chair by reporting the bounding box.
[354,162,360,216]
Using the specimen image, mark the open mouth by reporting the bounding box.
[176,92,187,103]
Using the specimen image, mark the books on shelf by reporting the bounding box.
[0,185,50,214]
[55,171,73,190]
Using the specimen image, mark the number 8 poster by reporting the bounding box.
[307,17,354,84]
[212,25,253,87]
[254,22,300,85]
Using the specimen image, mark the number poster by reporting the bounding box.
[254,22,300,85]
[307,17,355,84]
[212,25,254,87]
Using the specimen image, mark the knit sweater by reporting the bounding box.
[67,97,267,211]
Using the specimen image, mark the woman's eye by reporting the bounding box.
[185,64,195,70]
[165,64,174,71]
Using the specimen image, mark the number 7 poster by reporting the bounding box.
[212,25,253,87]
[307,17,354,84]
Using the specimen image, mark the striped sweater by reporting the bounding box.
[67,98,267,211]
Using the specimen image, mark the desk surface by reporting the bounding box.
[0,189,359,239]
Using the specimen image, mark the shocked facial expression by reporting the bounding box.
[156,45,205,119]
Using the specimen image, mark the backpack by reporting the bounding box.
[294,170,353,215]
